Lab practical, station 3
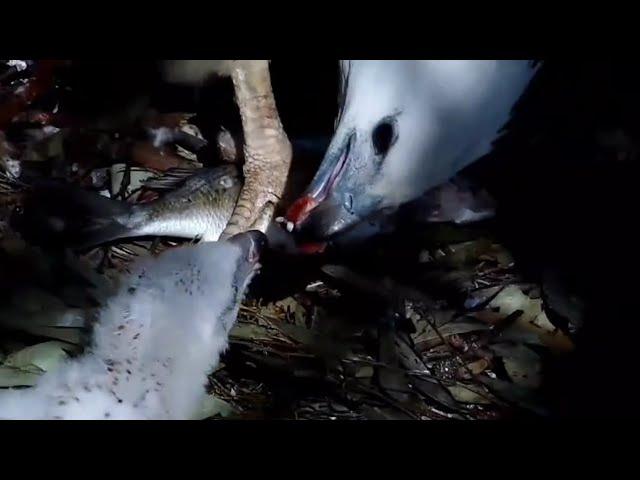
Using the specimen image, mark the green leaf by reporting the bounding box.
[3,341,72,373]
[0,367,42,387]
[193,395,236,420]
[447,383,494,405]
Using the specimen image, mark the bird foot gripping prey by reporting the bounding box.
[220,61,292,240]
[3,60,292,246]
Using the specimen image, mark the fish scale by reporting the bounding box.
[11,164,242,249]
[130,175,240,241]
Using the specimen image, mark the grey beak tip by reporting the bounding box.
[228,230,268,260]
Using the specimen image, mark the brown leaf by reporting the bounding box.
[447,383,494,405]
[464,286,504,310]
[491,343,542,389]
[471,310,510,326]
[131,142,198,171]
[412,376,463,411]
[457,358,490,379]
[143,112,195,130]
[488,285,574,353]
[274,297,307,326]
[414,318,490,348]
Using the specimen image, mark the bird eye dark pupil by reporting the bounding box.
[372,120,395,155]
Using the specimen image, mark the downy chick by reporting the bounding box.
[0,231,265,420]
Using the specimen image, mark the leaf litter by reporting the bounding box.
[0,59,589,419]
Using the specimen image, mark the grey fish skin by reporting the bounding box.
[122,166,241,242]
[11,165,242,250]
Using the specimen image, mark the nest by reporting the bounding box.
[0,60,593,420]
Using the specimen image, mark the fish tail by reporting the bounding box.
[11,181,136,250]
[74,212,135,250]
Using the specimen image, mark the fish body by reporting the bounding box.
[12,165,241,249]
[124,166,240,241]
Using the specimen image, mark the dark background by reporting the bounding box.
[29,60,640,416]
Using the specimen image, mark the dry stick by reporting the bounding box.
[325,267,464,403]
[422,313,507,407]
[240,300,420,418]
[384,287,476,414]
[363,275,494,411]
[324,267,469,415]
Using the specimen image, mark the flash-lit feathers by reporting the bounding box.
[338,60,538,208]
[0,241,246,419]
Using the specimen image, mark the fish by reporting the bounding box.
[11,164,242,250]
